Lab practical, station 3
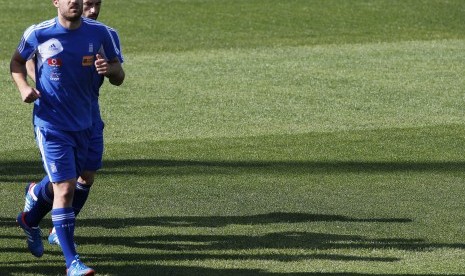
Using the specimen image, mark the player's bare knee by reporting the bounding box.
[53,180,76,201]
[78,171,96,186]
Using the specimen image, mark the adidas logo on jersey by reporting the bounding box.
[38,38,64,59]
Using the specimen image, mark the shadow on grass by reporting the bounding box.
[1,159,465,183]
[41,230,465,253]
[0,264,261,276]
[100,159,465,176]
[2,266,465,276]
[6,263,465,276]
[1,213,465,275]
[0,212,411,229]
[1,157,463,275]
[2,261,465,276]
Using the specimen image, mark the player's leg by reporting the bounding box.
[73,119,103,217]
[49,171,95,247]
[58,127,93,273]
[33,127,92,270]
[21,176,54,255]
[49,170,96,246]
[24,175,53,213]
[22,128,54,215]
[51,178,78,268]
[20,176,53,257]
[27,119,101,216]
[78,171,95,186]
[33,127,81,266]
[16,126,59,257]
[74,170,96,216]
[49,120,102,247]
[51,178,94,275]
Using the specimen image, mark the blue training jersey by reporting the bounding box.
[17,17,119,131]
[91,26,124,123]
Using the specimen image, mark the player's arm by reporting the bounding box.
[106,57,125,86]
[10,50,40,103]
[26,56,36,83]
[95,54,125,86]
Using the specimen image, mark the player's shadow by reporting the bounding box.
[3,262,465,276]
[1,158,464,275]
[76,231,446,252]
[2,159,465,183]
[0,212,411,229]
[2,213,465,276]
[1,268,465,276]
[80,212,412,228]
[0,264,260,276]
[2,228,465,276]
[0,213,440,254]
[99,159,465,177]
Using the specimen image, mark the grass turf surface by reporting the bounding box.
[1,0,465,275]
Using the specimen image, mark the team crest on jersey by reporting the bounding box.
[82,56,94,66]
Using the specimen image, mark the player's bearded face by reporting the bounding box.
[83,0,101,20]
[57,0,83,21]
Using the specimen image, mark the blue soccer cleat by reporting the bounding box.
[48,227,78,249]
[23,182,37,212]
[48,227,59,246]
[67,256,95,276]
[16,212,43,257]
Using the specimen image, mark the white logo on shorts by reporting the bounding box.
[50,162,57,173]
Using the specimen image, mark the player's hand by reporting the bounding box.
[20,86,41,103]
[95,54,108,76]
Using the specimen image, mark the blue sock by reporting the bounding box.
[73,182,91,217]
[37,175,54,203]
[52,208,77,268]
[25,177,53,227]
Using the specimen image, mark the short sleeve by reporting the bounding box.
[17,25,38,61]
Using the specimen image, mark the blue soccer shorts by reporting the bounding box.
[35,126,91,183]
[82,119,104,171]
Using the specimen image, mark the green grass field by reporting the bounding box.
[2,0,465,275]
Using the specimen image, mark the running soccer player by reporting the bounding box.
[23,0,125,248]
[10,0,124,275]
